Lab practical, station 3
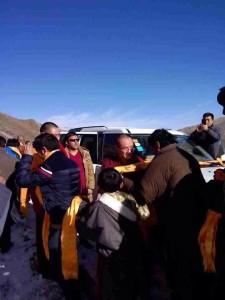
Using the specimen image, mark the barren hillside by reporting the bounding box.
[1,111,225,146]
[0,112,41,141]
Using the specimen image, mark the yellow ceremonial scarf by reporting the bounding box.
[42,195,82,280]
[198,209,222,272]
[10,146,22,159]
[19,152,44,216]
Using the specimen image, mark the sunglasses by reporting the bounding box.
[68,138,80,142]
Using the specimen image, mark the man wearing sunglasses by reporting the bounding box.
[63,132,95,201]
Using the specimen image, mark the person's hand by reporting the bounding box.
[201,124,208,131]
[0,175,6,185]
[24,141,34,156]
[197,124,208,132]
[87,188,93,202]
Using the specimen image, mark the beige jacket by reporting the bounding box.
[65,146,95,190]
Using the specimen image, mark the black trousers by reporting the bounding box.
[48,226,81,300]
[0,211,11,252]
[35,210,49,277]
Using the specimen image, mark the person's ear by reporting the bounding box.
[40,147,48,155]
[156,141,161,150]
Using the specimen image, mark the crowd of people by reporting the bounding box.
[0,86,225,300]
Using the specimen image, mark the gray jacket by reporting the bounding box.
[189,124,221,158]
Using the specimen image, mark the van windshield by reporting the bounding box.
[178,138,214,162]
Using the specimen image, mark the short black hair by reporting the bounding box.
[148,129,177,149]
[202,112,214,120]
[33,133,59,151]
[0,136,6,147]
[97,168,123,193]
[62,131,78,147]
[6,138,20,147]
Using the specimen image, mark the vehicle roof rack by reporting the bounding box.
[69,126,108,132]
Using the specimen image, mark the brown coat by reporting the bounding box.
[0,148,18,181]
[139,144,192,204]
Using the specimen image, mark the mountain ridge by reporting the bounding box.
[0,112,41,141]
[1,111,225,145]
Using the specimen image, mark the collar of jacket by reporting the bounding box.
[44,149,60,161]
[158,143,177,155]
[64,146,88,158]
[99,192,137,222]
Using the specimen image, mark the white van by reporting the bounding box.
[60,126,224,183]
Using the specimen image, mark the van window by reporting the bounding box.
[102,133,189,160]
[101,134,119,163]
[80,135,98,163]
[80,132,189,164]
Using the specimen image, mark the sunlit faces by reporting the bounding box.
[45,127,61,140]
[116,136,134,161]
[66,135,80,150]
[203,116,213,127]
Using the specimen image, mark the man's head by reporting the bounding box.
[33,133,59,160]
[98,168,123,193]
[39,122,60,140]
[0,136,6,148]
[202,112,214,127]
[217,87,225,115]
[116,134,135,163]
[148,129,177,155]
[6,138,20,148]
[63,132,80,150]
[17,135,25,146]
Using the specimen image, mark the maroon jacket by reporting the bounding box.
[101,155,144,193]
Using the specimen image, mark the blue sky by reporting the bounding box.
[1,0,224,130]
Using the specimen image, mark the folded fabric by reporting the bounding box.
[198,209,222,272]
[42,195,82,279]
[19,152,43,215]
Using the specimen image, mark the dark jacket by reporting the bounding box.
[76,193,148,300]
[16,151,80,224]
[189,124,221,158]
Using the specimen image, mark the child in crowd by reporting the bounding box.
[77,167,149,300]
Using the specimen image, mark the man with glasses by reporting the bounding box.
[63,132,95,201]
[101,134,143,193]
